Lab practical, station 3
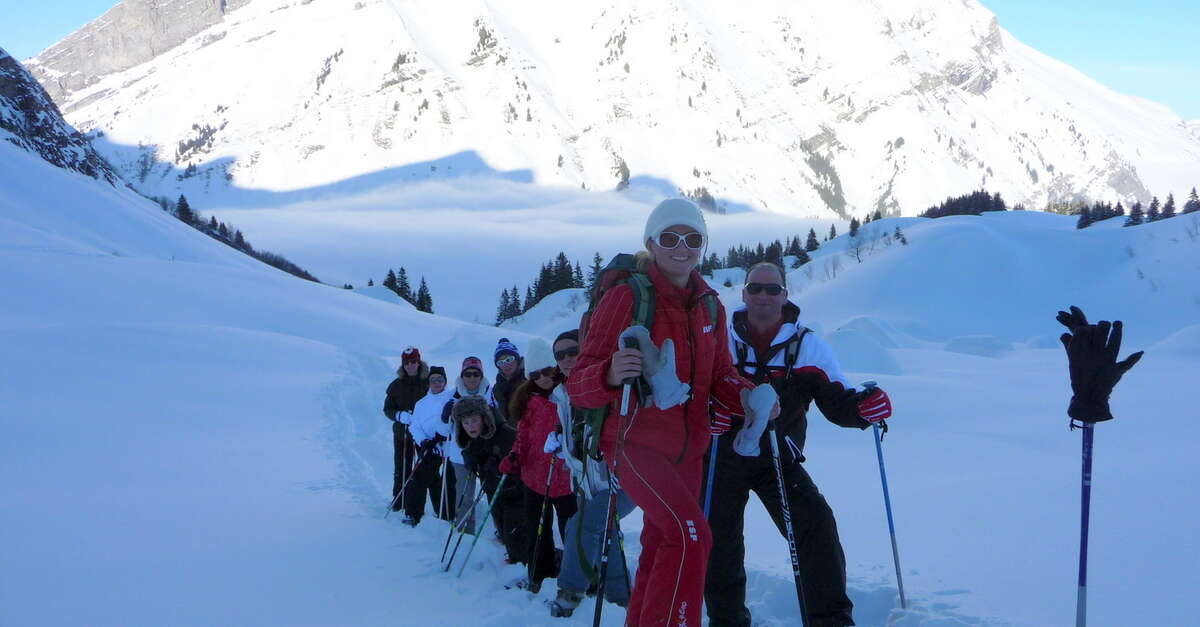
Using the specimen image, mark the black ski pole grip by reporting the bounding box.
[619,336,640,415]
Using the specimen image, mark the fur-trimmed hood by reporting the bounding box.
[452,395,497,448]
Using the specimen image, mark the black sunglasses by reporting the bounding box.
[462,371,482,378]
[745,282,784,296]
[554,347,580,361]
[656,231,705,250]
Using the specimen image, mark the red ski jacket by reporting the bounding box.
[567,264,753,464]
[512,393,574,498]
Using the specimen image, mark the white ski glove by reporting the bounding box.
[733,384,779,456]
[543,431,567,460]
[618,325,691,410]
[398,411,413,425]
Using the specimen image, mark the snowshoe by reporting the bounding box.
[548,590,584,617]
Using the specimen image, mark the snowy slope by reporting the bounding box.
[25,0,1200,217]
[4,126,1200,625]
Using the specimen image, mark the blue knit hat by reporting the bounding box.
[494,337,520,362]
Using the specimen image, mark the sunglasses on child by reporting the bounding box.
[656,231,705,250]
[745,282,784,296]
[554,347,580,361]
[463,371,482,378]
[495,355,518,366]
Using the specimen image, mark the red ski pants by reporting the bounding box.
[617,440,712,627]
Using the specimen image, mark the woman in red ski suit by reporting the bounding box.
[503,338,576,592]
[567,198,757,627]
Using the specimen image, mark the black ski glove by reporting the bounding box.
[1056,307,1144,424]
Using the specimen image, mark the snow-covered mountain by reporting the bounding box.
[24,0,1200,217]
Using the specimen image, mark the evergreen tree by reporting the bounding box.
[573,262,584,288]
[383,270,397,293]
[873,210,884,221]
[785,235,801,257]
[894,225,908,245]
[208,216,218,231]
[849,217,860,237]
[553,252,572,291]
[990,192,1006,212]
[1076,206,1092,229]
[415,278,433,313]
[524,285,535,312]
[1114,201,1125,217]
[791,249,811,268]
[397,268,413,302]
[805,228,820,251]
[233,230,247,250]
[176,195,195,224]
[217,222,229,238]
[1161,193,1177,220]
[496,288,512,325]
[765,241,783,266]
[367,278,374,287]
[828,224,837,240]
[588,252,604,288]
[1146,196,1161,222]
[1125,202,1144,226]
[1183,187,1200,214]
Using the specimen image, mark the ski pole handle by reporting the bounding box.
[619,336,640,416]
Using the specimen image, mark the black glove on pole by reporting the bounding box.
[1055,306,1143,627]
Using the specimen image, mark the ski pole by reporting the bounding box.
[595,335,640,627]
[873,420,907,609]
[385,448,426,518]
[444,473,488,570]
[528,457,559,588]
[862,381,906,609]
[766,421,810,626]
[1076,422,1094,627]
[457,474,509,578]
[703,435,719,518]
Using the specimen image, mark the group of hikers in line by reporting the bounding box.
[382,198,895,627]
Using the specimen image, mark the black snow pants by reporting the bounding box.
[391,422,416,503]
[701,432,854,627]
[522,484,577,583]
[403,453,455,522]
[482,472,528,564]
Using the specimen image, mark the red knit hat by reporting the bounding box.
[461,356,484,375]
[402,346,421,364]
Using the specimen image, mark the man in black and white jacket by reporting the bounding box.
[703,262,893,627]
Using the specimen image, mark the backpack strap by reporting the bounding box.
[734,341,749,374]
[782,327,810,382]
[626,273,655,329]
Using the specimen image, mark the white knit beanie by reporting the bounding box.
[523,338,556,374]
[643,198,708,247]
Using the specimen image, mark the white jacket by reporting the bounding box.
[404,387,456,457]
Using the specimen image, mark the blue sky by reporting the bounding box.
[1,0,1197,120]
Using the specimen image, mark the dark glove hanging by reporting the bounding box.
[1057,306,1144,424]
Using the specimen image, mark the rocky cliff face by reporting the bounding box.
[24,0,251,105]
[1,47,119,185]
